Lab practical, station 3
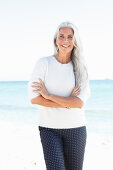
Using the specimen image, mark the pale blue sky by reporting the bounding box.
[0,0,113,81]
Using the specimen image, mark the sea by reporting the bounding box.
[0,80,113,135]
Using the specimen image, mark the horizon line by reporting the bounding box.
[0,78,113,82]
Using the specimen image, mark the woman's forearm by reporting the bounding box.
[47,94,84,108]
[31,95,66,108]
[31,78,83,108]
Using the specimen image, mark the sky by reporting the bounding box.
[0,0,113,81]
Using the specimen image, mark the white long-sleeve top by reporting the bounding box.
[28,55,90,129]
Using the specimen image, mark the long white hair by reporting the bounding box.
[53,21,88,89]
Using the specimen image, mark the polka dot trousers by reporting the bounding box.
[38,126,87,170]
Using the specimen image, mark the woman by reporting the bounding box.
[28,21,90,170]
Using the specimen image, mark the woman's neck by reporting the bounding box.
[56,52,71,64]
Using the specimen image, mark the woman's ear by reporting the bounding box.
[55,38,58,46]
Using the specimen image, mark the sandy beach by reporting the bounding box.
[0,121,113,170]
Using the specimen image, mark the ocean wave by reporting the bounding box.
[0,104,37,111]
[86,108,113,111]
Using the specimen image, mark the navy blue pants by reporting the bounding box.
[38,126,87,170]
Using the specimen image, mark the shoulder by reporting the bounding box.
[32,56,53,74]
[35,55,53,65]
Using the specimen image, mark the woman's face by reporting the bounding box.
[56,27,74,54]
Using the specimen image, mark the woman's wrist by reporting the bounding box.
[46,93,52,100]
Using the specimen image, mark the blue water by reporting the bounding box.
[0,80,113,135]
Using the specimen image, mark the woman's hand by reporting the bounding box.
[70,86,80,97]
[31,78,49,99]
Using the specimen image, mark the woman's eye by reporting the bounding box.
[68,36,72,39]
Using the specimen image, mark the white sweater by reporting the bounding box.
[28,55,90,129]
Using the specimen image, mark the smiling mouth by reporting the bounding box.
[61,45,70,48]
